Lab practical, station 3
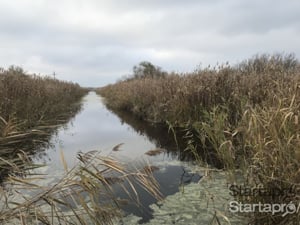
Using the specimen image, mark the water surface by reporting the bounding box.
[33,91,201,223]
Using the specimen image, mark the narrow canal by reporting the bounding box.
[31,91,244,225]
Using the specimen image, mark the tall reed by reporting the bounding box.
[0,66,87,132]
[98,53,300,223]
[0,66,87,181]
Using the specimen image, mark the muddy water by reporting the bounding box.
[31,92,202,222]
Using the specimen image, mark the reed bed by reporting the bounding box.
[98,54,300,224]
[0,66,87,181]
[0,66,87,132]
[99,54,298,124]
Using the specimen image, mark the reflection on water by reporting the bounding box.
[36,92,198,170]
[106,103,223,168]
[0,99,83,183]
[31,92,201,223]
[105,106,195,161]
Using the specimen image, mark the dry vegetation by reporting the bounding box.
[0,66,87,180]
[98,54,300,224]
[0,66,86,132]
[0,67,162,225]
[0,149,161,225]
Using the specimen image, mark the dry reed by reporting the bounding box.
[97,53,300,224]
[0,66,87,181]
[0,149,162,225]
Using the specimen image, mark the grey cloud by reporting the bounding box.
[0,0,299,86]
[220,0,300,35]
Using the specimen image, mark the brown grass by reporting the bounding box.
[0,149,162,225]
[0,66,87,133]
[97,53,300,224]
[98,54,298,124]
[0,66,87,182]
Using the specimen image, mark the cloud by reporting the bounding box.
[220,0,300,35]
[0,0,299,86]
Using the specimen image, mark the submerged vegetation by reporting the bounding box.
[98,54,300,224]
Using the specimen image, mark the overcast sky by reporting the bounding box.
[0,0,299,87]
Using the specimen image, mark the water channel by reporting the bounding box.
[30,92,245,225]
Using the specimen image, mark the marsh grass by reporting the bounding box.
[99,54,298,124]
[0,148,162,225]
[98,53,300,224]
[0,66,86,132]
[0,66,87,181]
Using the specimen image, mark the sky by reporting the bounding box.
[0,0,299,87]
